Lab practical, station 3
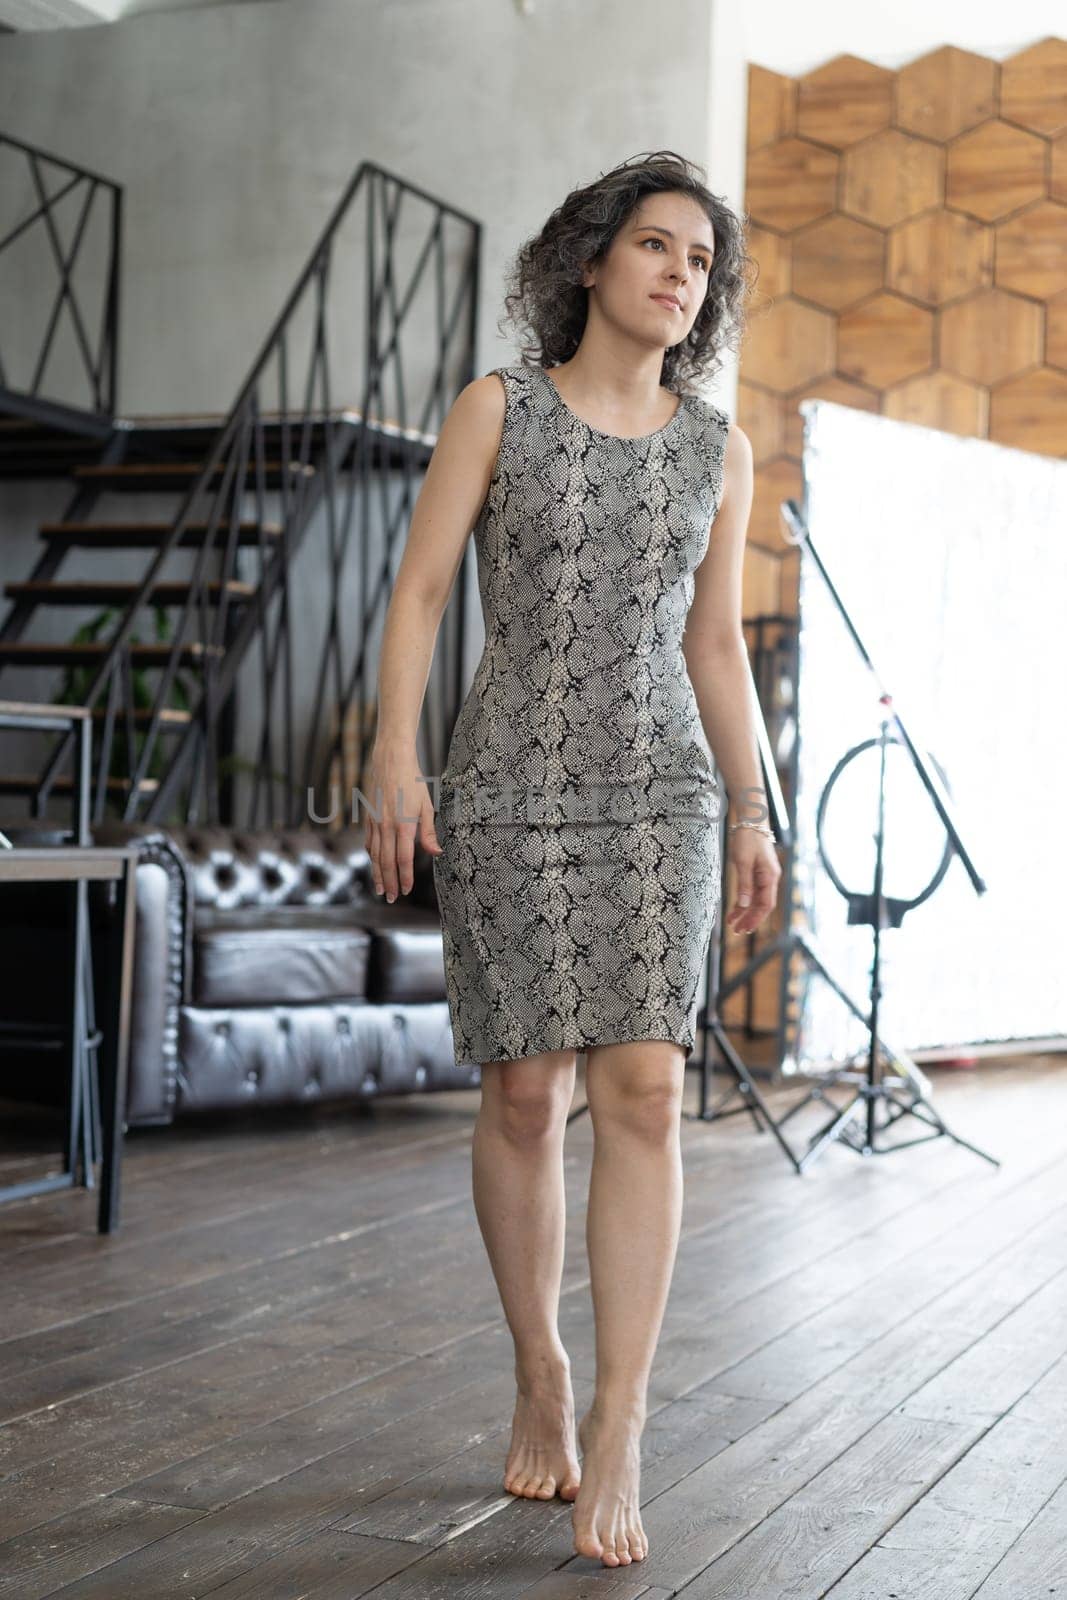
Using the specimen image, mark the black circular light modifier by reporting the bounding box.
[815,736,954,914]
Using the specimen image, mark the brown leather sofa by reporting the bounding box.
[77,822,481,1127]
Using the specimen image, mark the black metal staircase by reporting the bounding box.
[0,147,481,830]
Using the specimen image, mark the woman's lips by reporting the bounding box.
[650,295,681,311]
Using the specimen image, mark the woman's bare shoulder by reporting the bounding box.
[446,371,508,442]
[435,371,508,473]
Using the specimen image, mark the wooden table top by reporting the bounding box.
[0,846,134,883]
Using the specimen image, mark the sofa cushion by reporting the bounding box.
[354,901,448,1004]
[194,905,373,1007]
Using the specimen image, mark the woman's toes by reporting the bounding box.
[613,1535,633,1564]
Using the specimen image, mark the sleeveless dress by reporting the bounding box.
[432,361,729,1066]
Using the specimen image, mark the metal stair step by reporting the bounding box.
[88,705,193,726]
[5,580,255,606]
[0,773,159,797]
[71,459,318,489]
[0,641,225,667]
[39,520,283,548]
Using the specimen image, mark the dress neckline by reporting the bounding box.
[536,365,687,444]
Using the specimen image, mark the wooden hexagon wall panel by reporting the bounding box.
[742,38,1067,620]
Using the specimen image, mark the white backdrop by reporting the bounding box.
[791,400,1067,1066]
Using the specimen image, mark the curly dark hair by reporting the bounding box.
[498,150,755,394]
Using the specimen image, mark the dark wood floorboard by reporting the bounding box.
[0,1054,1064,1598]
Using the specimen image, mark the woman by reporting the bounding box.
[365,150,781,1569]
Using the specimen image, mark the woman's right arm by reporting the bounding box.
[364,372,506,902]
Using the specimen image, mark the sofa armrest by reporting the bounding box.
[91,822,193,1125]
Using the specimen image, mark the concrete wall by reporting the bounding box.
[0,0,718,419]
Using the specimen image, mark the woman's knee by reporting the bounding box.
[479,1051,577,1141]
[585,1041,685,1138]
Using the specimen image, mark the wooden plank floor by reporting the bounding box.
[1,1053,1065,1598]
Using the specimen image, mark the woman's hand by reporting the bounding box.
[725,827,781,936]
[363,742,442,902]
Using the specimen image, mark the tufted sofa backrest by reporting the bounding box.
[166,825,436,913]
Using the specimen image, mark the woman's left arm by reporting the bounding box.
[682,421,782,935]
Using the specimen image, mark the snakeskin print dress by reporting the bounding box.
[432,361,728,1066]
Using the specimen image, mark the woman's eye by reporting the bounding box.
[644,238,708,270]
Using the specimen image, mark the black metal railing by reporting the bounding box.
[27,161,480,829]
[0,132,122,425]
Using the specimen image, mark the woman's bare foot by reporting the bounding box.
[571,1400,648,1565]
[502,1351,582,1501]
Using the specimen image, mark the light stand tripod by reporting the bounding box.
[692,497,999,1174]
[772,713,998,1172]
[787,498,997,1171]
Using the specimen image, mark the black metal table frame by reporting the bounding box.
[0,701,135,1232]
[0,847,136,1233]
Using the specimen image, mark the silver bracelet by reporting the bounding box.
[728,819,776,840]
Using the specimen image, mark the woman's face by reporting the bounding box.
[586,191,715,348]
